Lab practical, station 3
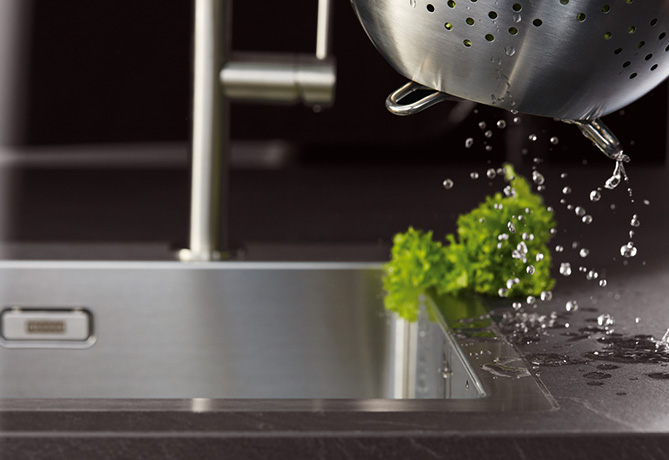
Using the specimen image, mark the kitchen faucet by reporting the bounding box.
[178,0,336,261]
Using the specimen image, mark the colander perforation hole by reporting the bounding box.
[466,17,475,26]
[427,4,435,12]
[623,61,631,68]
[485,33,495,42]
[559,0,569,5]
[659,32,666,40]
[651,64,659,71]
[444,22,453,30]
[447,0,456,8]
[604,32,612,40]
[651,18,658,27]
[629,26,636,34]
[577,13,586,22]
[508,27,518,35]
[645,53,653,61]
[614,48,623,55]
[533,19,543,27]
[488,11,498,19]
[638,41,646,48]
[629,73,637,79]
[512,3,522,12]
[463,39,472,47]
[601,5,611,14]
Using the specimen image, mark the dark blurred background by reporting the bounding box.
[0,0,666,258]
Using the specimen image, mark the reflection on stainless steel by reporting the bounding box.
[351,0,669,120]
[0,262,556,411]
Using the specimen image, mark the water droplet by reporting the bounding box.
[470,171,480,179]
[643,199,650,206]
[494,203,503,210]
[522,232,534,241]
[498,233,509,241]
[631,214,640,227]
[550,136,559,145]
[479,217,486,223]
[528,134,538,142]
[527,265,535,275]
[486,168,496,179]
[465,138,474,148]
[575,206,586,216]
[597,314,615,327]
[443,179,454,189]
[567,204,574,211]
[605,161,625,190]
[532,171,545,185]
[610,204,616,210]
[586,270,599,280]
[599,279,607,287]
[620,242,638,258]
[560,262,572,276]
[629,230,635,239]
[478,121,487,130]
[590,190,601,202]
[579,248,589,258]
[540,291,553,301]
[572,241,580,249]
[527,296,536,305]
[497,120,507,129]
[513,12,522,23]
[560,173,568,179]
[562,186,572,195]
[505,46,516,56]
[550,228,557,235]
[635,317,641,324]
[555,245,564,253]
[504,185,516,197]
[410,0,416,7]
[536,253,544,262]
[498,287,509,297]
[513,302,523,311]
[512,116,521,123]
[582,215,593,224]
[565,300,579,312]
[484,130,493,138]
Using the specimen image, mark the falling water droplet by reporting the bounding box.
[512,116,521,123]
[536,253,544,262]
[497,120,507,129]
[590,190,601,202]
[498,288,509,297]
[562,186,572,195]
[527,265,535,275]
[599,279,608,287]
[560,262,572,276]
[532,171,545,185]
[565,300,579,312]
[555,245,564,253]
[631,214,640,227]
[582,215,593,224]
[540,291,553,301]
[513,302,523,311]
[549,137,559,145]
[443,179,454,189]
[505,46,516,56]
[484,130,493,138]
[580,248,589,258]
[470,171,480,179]
[597,314,614,326]
[560,173,568,179]
[527,296,536,305]
[486,168,497,179]
[586,270,599,280]
[528,134,538,142]
[465,138,474,148]
[575,206,586,216]
[620,242,638,258]
[478,121,487,130]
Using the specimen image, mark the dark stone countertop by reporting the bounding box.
[3,164,669,459]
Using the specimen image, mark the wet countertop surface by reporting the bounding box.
[3,164,669,459]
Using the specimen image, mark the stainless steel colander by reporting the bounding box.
[351,0,669,156]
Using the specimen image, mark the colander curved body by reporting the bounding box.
[351,0,669,120]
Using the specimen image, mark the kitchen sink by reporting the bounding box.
[0,261,555,411]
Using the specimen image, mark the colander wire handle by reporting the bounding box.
[385,81,456,116]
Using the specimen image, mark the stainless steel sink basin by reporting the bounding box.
[0,261,555,411]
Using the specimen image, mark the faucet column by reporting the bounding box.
[180,0,229,261]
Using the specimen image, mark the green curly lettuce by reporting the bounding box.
[383,164,556,321]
